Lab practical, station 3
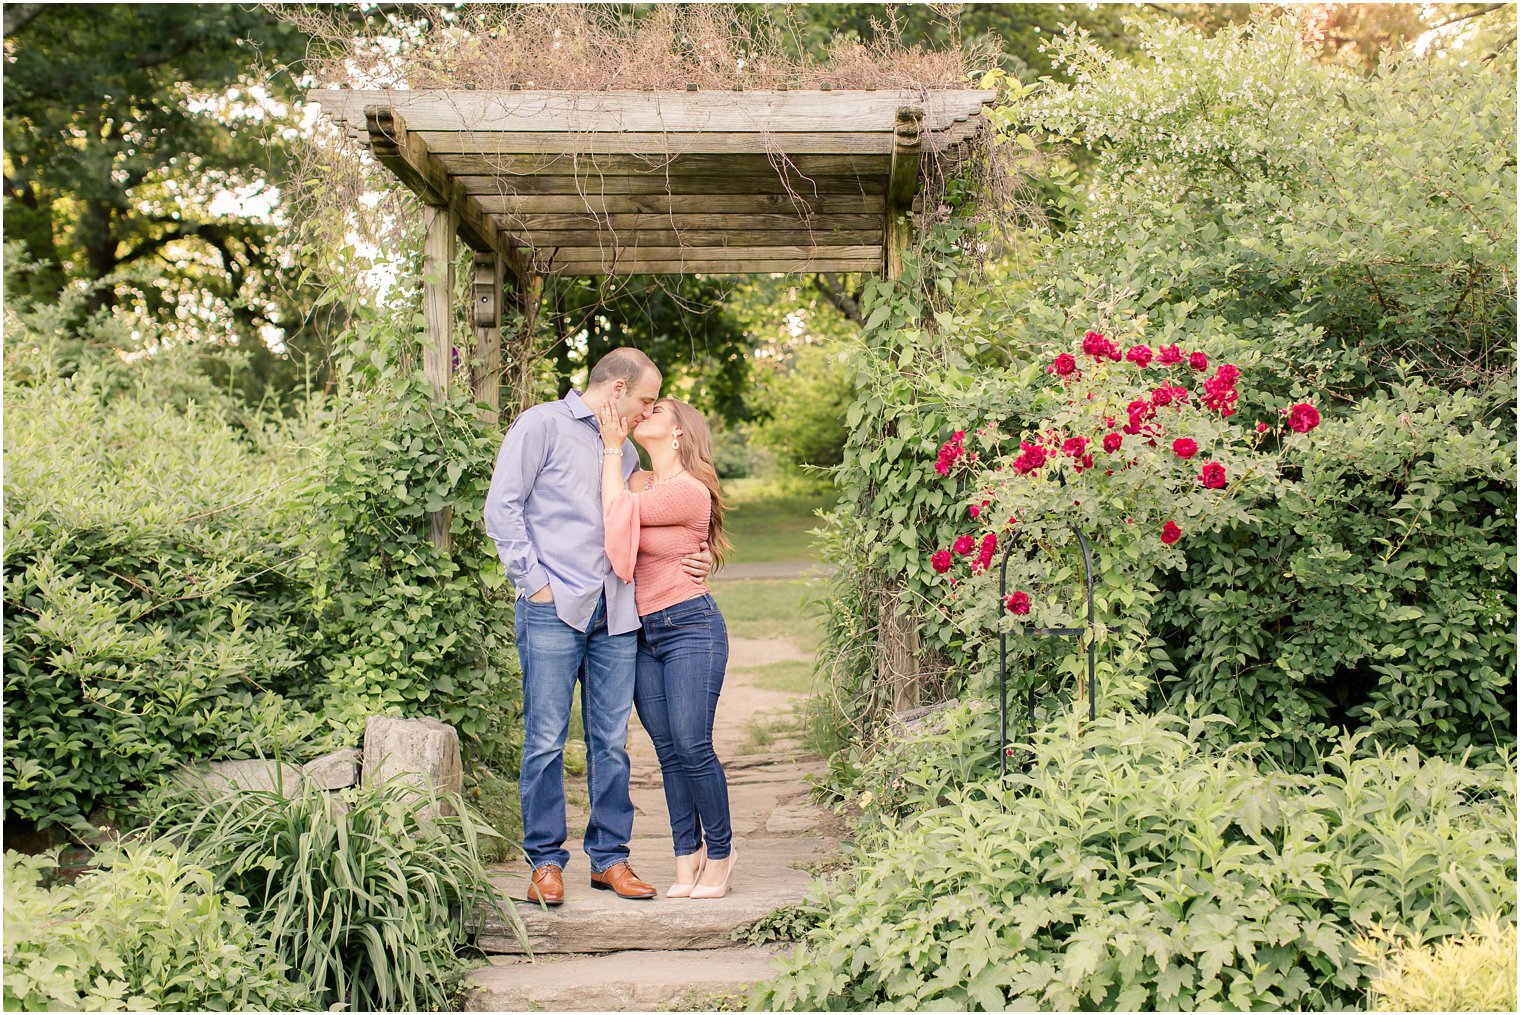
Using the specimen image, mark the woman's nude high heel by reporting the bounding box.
[666,845,707,899]
[690,847,737,899]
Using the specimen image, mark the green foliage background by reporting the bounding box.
[815,13,1517,769]
[2,250,521,831]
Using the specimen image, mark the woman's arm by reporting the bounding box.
[595,401,632,512]
[596,401,639,582]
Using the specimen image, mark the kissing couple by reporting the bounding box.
[484,347,736,905]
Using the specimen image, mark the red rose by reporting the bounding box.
[931,550,953,573]
[1103,432,1123,453]
[1256,421,1269,433]
[1005,591,1031,615]
[1158,344,1183,365]
[1172,438,1198,459]
[1049,353,1077,377]
[1161,520,1182,545]
[1199,461,1227,489]
[969,504,981,518]
[953,534,975,555]
[1062,436,1089,459]
[1151,386,1174,407]
[1216,363,1240,385]
[1189,352,1209,371]
[1288,402,1321,433]
[1126,344,1154,367]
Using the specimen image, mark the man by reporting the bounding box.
[485,347,710,905]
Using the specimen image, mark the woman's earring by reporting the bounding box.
[672,438,681,451]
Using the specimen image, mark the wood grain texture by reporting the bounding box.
[315,88,994,133]
[473,192,883,215]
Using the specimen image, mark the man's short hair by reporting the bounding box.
[588,347,658,389]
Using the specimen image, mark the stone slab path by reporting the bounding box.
[466,589,838,1012]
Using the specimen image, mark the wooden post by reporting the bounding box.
[884,106,924,281]
[879,589,923,712]
[422,202,456,549]
[471,251,502,425]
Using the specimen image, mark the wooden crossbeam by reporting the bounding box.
[416,131,967,156]
[544,244,878,265]
[433,152,892,177]
[318,89,995,134]
[492,212,884,232]
[365,105,503,257]
[546,257,882,276]
[456,175,884,197]
[473,193,882,215]
[503,228,882,247]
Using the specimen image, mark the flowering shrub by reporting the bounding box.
[925,329,1318,659]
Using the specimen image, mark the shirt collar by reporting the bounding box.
[563,389,596,421]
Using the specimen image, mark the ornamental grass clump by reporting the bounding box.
[754,711,1517,1012]
[153,778,520,1012]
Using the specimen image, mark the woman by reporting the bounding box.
[596,396,737,899]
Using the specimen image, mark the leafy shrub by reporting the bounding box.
[3,319,332,829]
[3,262,525,828]
[1363,914,1517,1012]
[755,711,1517,1011]
[3,844,313,1012]
[1155,379,1516,764]
[307,354,521,772]
[817,12,1517,767]
[153,778,519,1012]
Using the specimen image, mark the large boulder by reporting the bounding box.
[362,716,462,816]
[188,759,306,796]
[303,748,362,790]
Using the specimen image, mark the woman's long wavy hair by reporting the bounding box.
[662,398,732,570]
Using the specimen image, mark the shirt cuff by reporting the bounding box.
[517,565,551,600]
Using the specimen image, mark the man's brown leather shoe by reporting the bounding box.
[528,864,564,906]
[589,861,657,899]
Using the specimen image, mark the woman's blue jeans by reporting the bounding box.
[634,593,732,861]
[514,592,638,874]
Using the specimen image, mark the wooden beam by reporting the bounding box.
[547,257,882,276]
[885,107,924,282]
[422,203,456,549]
[417,131,941,157]
[317,88,996,134]
[545,244,879,266]
[456,174,885,197]
[365,105,502,258]
[502,228,882,248]
[432,152,893,177]
[495,212,884,232]
[474,192,882,215]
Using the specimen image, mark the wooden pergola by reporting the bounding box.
[309,87,993,545]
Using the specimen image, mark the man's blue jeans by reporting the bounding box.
[633,593,732,861]
[514,592,638,873]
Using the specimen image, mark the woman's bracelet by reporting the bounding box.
[602,447,622,456]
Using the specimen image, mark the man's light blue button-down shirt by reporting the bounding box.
[484,390,640,636]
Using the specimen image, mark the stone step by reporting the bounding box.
[464,946,783,1012]
[476,835,822,954]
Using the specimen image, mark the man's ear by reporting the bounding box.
[610,379,626,398]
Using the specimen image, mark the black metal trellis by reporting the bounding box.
[997,524,1096,780]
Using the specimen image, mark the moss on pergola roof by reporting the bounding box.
[310,87,995,277]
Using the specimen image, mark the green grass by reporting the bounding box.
[710,578,825,649]
[738,658,816,695]
[721,475,836,564]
